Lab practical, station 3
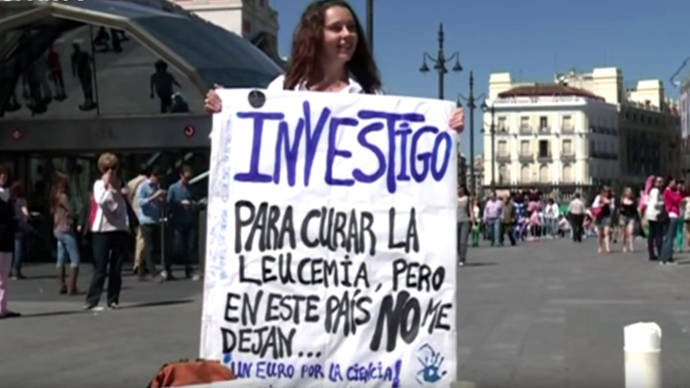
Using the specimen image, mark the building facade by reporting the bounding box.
[558,68,681,182]
[679,81,690,180]
[483,67,681,198]
[174,0,282,65]
[482,79,618,198]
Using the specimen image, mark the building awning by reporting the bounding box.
[0,0,282,101]
[498,84,604,101]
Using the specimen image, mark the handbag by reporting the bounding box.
[591,206,602,220]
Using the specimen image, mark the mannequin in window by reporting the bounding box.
[48,46,67,100]
[93,27,110,52]
[71,43,97,111]
[150,60,180,113]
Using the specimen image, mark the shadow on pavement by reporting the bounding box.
[6,299,196,319]
[121,299,196,310]
[463,262,497,267]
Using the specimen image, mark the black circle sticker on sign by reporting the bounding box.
[184,125,196,138]
[248,89,266,108]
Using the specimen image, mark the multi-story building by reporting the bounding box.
[482,75,618,198]
[679,81,690,180]
[483,67,681,198]
[173,0,283,65]
[558,68,681,182]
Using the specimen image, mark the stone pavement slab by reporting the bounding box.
[2,238,690,387]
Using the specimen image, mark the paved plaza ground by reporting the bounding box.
[2,237,690,387]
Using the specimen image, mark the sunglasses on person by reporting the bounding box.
[105,165,118,172]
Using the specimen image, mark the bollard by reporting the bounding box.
[624,322,661,388]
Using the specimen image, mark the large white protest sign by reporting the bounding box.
[200,89,457,387]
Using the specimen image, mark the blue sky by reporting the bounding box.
[272,0,690,157]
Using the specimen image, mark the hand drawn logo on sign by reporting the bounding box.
[416,343,447,385]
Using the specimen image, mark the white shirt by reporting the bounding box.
[544,203,559,219]
[644,188,661,221]
[267,75,371,94]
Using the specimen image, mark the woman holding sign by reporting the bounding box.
[204,0,465,130]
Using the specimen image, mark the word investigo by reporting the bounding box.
[233,101,453,194]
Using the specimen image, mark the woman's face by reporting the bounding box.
[321,6,358,68]
[0,173,6,187]
[655,177,664,188]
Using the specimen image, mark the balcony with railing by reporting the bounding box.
[537,152,553,162]
[561,126,575,134]
[496,153,511,163]
[495,126,510,136]
[519,126,533,135]
[560,153,576,162]
[518,153,534,163]
[538,126,551,135]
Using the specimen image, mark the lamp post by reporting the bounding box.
[365,0,374,51]
[481,100,496,191]
[457,71,485,197]
[419,23,462,99]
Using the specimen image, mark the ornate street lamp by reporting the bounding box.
[419,23,462,99]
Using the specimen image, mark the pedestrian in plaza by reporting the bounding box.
[592,186,614,254]
[674,180,686,252]
[127,165,148,276]
[568,192,585,242]
[0,166,20,319]
[84,153,130,311]
[456,185,471,267]
[528,208,541,241]
[618,187,637,253]
[165,165,199,281]
[136,166,165,280]
[470,197,481,247]
[643,176,665,262]
[500,193,516,246]
[51,172,81,295]
[544,198,559,239]
[660,177,681,264]
[204,0,465,128]
[9,181,30,280]
[682,181,690,253]
[513,193,528,241]
[483,191,503,247]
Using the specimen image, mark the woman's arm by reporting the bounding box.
[93,180,119,212]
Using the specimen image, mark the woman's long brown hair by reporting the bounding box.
[50,172,69,215]
[284,0,381,94]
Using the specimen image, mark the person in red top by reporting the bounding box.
[660,177,682,264]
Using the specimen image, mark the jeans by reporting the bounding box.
[456,221,470,263]
[501,223,516,246]
[647,220,665,260]
[12,232,27,273]
[0,252,11,314]
[570,214,584,242]
[168,224,195,273]
[56,232,80,268]
[86,231,127,307]
[470,222,480,247]
[660,218,678,262]
[545,218,557,237]
[139,224,159,274]
[486,219,501,246]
